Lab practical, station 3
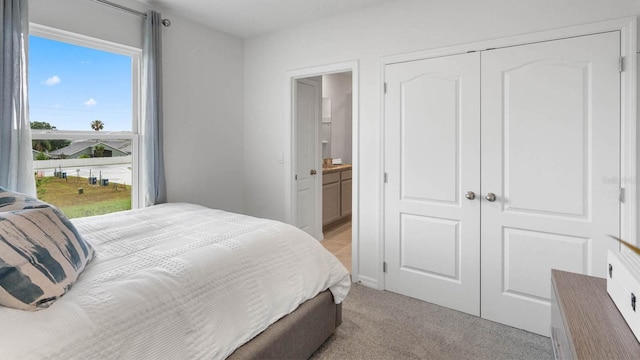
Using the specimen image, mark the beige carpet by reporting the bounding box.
[311,283,553,359]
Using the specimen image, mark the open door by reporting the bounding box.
[294,78,322,239]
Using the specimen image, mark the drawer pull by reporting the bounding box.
[632,293,636,312]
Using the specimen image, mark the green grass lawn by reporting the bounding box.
[37,176,131,219]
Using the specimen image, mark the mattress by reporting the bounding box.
[0,203,351,359]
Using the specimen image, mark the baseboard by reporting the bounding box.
[355,275,381,290]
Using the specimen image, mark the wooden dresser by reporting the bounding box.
[551,269,640,359]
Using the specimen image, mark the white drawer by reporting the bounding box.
[607,249,640,342]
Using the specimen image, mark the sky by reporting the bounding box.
[28,35,133,132]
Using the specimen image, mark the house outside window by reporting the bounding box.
[29,24,141,218]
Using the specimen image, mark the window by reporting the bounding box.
[29,24,141,218]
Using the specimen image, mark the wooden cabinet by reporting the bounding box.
[322,166,352,227]
[550,269,640,360]
[322,182,341,226]
[341,179,352,217]
[340,170,352,217]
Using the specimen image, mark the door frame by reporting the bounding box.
[380,16,637,289]
[285,61,360,278]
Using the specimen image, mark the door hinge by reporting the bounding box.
[384,82,387,94]
[295,174,298,180]
[383,262,387,273]
[384,172,388,183]
[620,187,625,203]
[619,57,624,72]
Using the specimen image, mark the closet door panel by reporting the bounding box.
[480,31,621,336]
[384,52,481,316]
[401,75,459,203]
[503,61,588,217]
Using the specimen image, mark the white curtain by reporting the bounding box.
[0,0,35,196]
[142,11,166,206]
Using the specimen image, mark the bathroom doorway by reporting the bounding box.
[286,61,359,275]
[318,72,353,272]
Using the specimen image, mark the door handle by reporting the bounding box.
[485,193,497,202]
[310,169,317,175]
[465,191,476,200]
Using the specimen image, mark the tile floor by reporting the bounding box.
[321,220,351,273]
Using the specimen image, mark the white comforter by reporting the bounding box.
[0,203,351,359]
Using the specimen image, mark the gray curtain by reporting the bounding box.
[0,0,36,196]
[142,11,166,206]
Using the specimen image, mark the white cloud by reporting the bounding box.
[44,75,61,86]
[84,98,97,107]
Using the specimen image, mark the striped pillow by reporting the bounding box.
[0,188,95,311]
[0,186,44,211]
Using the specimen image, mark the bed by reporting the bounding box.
[0,202,351,359]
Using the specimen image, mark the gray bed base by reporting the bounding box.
[227,290,342,359]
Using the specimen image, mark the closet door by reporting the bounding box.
[480,32,621,336]
[384,52,481,315]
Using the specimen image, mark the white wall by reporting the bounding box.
[29,0,142,48]
[322,73,352,164]
[243,0,640,287]
[160,9,244,213]
[30,0,245,213]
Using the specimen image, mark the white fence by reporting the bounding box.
[33,155,132,170]
[34,156,132,186]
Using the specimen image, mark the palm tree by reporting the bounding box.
[91,120,104,131]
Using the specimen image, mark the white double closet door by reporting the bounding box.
[384,31,621,336]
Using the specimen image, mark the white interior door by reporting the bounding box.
[480,31,621,335]
[384,52,481,315]
[295,78,322,239]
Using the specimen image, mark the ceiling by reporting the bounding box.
[137,0,400,38]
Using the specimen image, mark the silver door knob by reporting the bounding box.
[485,193,496,202]
[465,191,476,200]
[310,169,317,175]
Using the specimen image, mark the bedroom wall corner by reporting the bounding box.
[160,13,245,214]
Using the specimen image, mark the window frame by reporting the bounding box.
[29,23,142,209]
